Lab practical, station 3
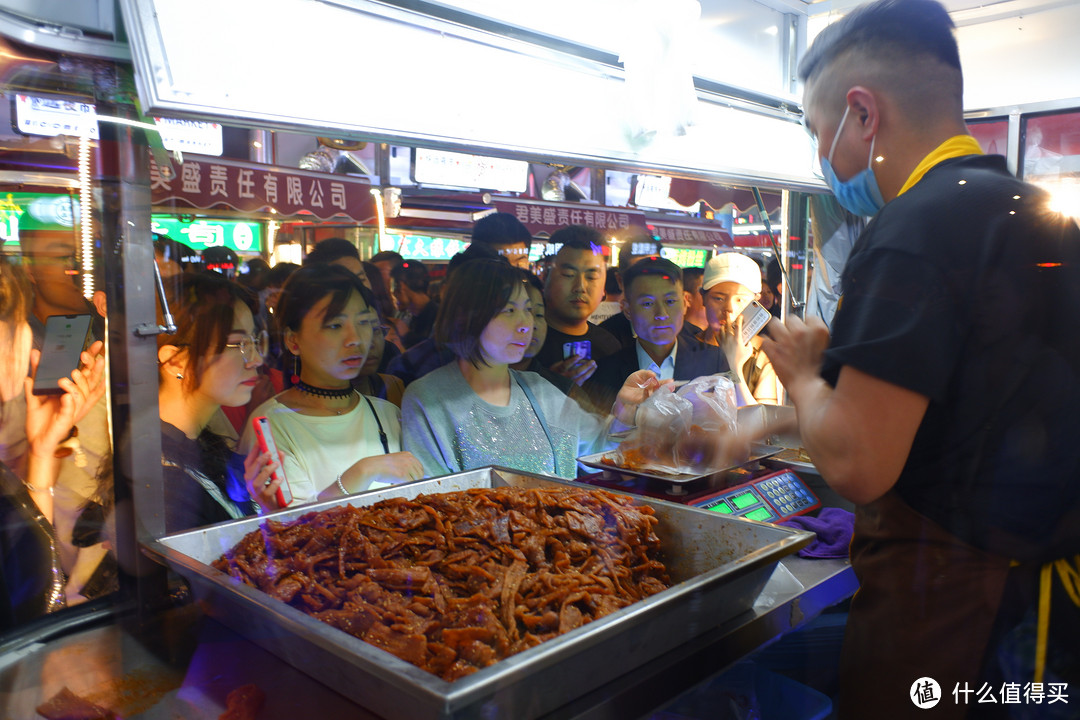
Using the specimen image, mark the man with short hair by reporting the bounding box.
[533,226,620,385]
[470,212,533,269]
[598,226,663,349]
[389,260,437,349]
[680,266,707,337]
[370,250,404,291]
[304,237,370,289]
[761,0,1080,715]
[586,257,724,411]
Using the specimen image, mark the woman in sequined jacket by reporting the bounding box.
[401,259,660,479]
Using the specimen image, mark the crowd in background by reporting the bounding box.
[0,213,783,628]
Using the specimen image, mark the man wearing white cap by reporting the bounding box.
[696,252,778,405]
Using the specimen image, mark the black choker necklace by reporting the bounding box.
[295,380,354,399]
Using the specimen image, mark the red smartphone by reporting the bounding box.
[252,416,292,507]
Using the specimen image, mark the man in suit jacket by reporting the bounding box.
[585,257,728,412]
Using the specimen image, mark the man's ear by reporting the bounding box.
[91,290,107,318]
[845,85,879,140]
[620,295,632,319]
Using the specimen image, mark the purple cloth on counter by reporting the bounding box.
[779,507,855,559]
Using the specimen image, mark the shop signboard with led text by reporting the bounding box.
[0,193,82,246]
[151,216,263,254]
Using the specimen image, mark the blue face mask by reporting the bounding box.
[820,104,885,217]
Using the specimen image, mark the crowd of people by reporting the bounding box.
[0,208,780,629]
[147,215,784,533]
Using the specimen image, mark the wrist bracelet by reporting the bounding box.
[336,473,348,496]
[24,482,53,496]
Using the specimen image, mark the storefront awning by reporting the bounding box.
[149,155,376,222]
[667,180,783,214]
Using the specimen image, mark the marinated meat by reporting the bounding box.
[36,687,116,720]
[213,487,670,681]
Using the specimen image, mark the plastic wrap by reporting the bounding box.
[612,374,738,475]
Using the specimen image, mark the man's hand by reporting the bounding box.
[548,353,597,386]
[759,315,831,402]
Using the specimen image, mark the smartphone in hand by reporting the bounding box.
[738,301,772,346]
[562,340,592,360]
[252,416,292,507]
[33,314,92,395]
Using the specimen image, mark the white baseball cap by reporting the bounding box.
[701,252,761,294]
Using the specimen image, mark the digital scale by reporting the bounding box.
[690,469,820,523]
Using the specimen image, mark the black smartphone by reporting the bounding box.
[33,314,91,395]
[562,340,592,360]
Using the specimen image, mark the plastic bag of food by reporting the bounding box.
[610,374,738,475]
[610,386,693,473]
[673,374,738,473]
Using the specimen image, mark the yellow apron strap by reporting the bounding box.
[1035,562,1053,684]
[1034,554,1080,685]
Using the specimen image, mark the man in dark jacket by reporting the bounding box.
[586,257,726,410]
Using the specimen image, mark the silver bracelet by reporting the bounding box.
[336,473,348,496]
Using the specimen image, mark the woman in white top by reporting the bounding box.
[401,259,661,479]
[240,265,422,508]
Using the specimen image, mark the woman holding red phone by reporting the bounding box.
[156,273,280,530]
[238,265,422,509]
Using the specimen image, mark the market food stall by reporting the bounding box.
[3,0,1079,717]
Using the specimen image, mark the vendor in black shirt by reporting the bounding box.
[533,226,620,385]
[762,2,1080,717]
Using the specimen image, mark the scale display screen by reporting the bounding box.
[693,470,820,523]
[731,492,757,510]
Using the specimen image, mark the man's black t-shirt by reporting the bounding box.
[821,154,1080,561]
[534,324,621,371]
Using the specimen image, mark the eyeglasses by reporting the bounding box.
[224,330,269,364]
[18,254,81,273]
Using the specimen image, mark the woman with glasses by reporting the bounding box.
[156,272,276,531]
[239,265,422,509]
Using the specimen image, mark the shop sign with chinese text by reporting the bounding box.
[150,156,376,222]
[493,199,647,239]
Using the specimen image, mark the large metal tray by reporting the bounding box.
[578,443,780,484]
[143,467,812,720]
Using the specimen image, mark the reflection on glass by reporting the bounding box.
[1023,110,1080,219]
[0,214,116,635]
[967,119,1008,156]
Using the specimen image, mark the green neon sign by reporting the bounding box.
[661,247,710,269]
[0,193,82,245]
[152,216,263,253]
[380,232,468,262]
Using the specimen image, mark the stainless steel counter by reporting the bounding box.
[0,556,855,719]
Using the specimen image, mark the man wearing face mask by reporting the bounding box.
[760,0,1080,717]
